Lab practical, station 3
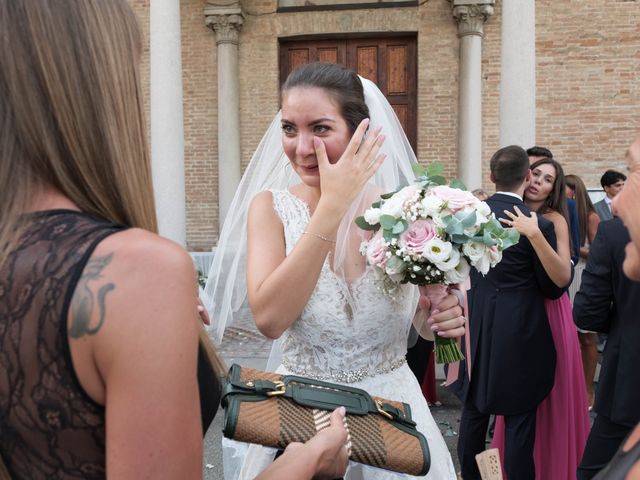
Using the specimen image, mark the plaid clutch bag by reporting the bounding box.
[222,364,430,476]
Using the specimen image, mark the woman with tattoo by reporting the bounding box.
[0,1,348,479]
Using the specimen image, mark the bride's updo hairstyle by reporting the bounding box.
[281,62,370,134]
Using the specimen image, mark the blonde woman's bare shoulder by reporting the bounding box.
[92,228,196,284]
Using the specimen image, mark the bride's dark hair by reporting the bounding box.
[282,62,370,133]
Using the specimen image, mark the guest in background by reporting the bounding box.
[471,188,489,201]
[494,157,590,480]
[527,146,581,265]
[573,217,640,479]
[576,135,640,480]
[456,146,564,480]
[594,170,626,222]
[565,173,600,408]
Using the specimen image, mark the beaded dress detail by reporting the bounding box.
[223,190,456,479]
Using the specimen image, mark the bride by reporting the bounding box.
[204,62,464,479]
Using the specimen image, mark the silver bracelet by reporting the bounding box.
[302,230,336,244]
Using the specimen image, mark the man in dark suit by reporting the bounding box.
[574,218,640,479]
[457,145,565,480]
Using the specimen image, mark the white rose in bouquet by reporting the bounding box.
[422,238,453,264]
[364,207,382,226]
[435,248,461,272]
[380,185,420,219]
[445,256,471,284]
[462,241,487,264]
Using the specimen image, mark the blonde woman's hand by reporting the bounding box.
[499,206,541,239]
[280,407,349,480]
[315,118,386,216]
[196,298,210,325]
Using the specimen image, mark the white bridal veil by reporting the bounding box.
[201,76,417,345]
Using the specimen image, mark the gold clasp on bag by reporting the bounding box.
[266,381,286,396]
[376,400,394,420]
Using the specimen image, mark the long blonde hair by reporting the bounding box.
[0,0,227,377]
[0,0,156,267]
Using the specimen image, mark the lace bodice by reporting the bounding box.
[270,190,419,382]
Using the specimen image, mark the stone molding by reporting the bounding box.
[449,0,495,37]
[204,8,244,45]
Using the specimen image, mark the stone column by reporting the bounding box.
[450,0,494,191]
[150,0,186,245]
[205,5,244,229]
[499,0,536,148]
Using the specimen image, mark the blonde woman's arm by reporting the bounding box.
[68,229,203,480]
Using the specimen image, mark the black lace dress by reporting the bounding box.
[0,211,221,479]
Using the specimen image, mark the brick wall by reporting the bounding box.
[130,0,640,249]
[535,0,639,189]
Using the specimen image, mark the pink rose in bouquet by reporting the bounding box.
[399,219,437,256]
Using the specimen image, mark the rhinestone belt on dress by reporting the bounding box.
[281,357,407,384]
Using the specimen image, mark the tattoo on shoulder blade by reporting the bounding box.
[69,253,115,339]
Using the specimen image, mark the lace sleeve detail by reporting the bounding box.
[269,189,310,255]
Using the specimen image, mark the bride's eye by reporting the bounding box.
[282,124,295,135]
[313,125,329,134]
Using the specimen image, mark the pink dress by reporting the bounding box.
[491,293,590,479]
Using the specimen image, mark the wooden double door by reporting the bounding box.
[279,36,418,152]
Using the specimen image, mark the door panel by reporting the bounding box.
[279,36,417,152]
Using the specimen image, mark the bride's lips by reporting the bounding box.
[298,164,319,172]
[528,186,539,195]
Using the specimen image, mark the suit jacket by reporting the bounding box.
[457,193,564,415]
[594,198,613,222]
[573,218,640,427]
[568,198,581,265]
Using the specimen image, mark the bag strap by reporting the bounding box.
[222,364,417,429]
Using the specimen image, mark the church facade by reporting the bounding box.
[129,0,639,251]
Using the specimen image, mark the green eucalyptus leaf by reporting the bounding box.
[379,215,397,230]
[461,211,477,228]
[449,178,467,190]
[392,219,408,234]
[380,191,395,200]
[426,162,444,177]
[430,175,447,186]
[355,216,379,231]
[386,255,406,272]
[412,163,428,177]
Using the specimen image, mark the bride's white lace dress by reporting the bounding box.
[223,190,456,479]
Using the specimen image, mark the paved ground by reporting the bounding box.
[202,311,465,479]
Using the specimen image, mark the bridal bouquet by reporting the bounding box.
[356,163,519,363]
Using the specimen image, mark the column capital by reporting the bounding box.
[449,0,495,37]
[204,4,244,45]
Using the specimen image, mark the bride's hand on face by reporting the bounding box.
[499,206,540,239]
[314,118,386,215]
